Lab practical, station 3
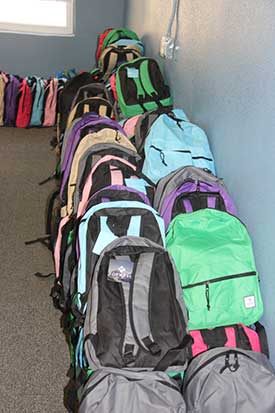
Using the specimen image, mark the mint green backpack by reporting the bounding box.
[166,209,264,330]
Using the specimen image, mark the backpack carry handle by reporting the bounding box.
[255,322,269,358]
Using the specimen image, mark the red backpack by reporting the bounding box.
[16,78,33,128]
[95,28,113,61]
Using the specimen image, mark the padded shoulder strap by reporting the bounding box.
[130,253,161,354]
[140,60,158,97]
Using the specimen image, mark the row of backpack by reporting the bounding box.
[0,70,75,128]
[36,27,275,412]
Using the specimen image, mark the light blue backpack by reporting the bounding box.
[142,109,216,183]
[76,200,165,308]
[74,200,165,368]
[30,77,46,126]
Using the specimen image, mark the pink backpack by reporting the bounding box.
[77,155,138,218]
[43,78,58,127]
[190,323,269,358]
[121,114,141,138]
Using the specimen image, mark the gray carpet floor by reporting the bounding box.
[0,127,68,412]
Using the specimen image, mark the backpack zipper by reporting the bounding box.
[182,271,257,311]
[150,146,192,167]
[150,145,168,166]
[192,155,213,162]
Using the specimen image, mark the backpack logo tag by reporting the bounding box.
[244,295,256,309]
[108,256,134,283]
[127,68,139,79]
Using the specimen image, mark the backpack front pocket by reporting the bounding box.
[143,146,193,183]
[183,272,263,330]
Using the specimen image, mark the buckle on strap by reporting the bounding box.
[123,344,136,365]
[142,336,161,355]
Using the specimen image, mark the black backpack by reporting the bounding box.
[58,72,100,139]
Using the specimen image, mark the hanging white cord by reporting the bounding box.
[166,0,179,37]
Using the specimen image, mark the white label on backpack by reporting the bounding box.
[127,68,139,78]
[244,295,256,308]
[107,256,134,283]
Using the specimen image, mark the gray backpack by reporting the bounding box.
[83,236,192,372]
[153,165,224,212]
[79,369,186,413]
[184,347,275,413]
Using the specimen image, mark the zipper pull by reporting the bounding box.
[160,150,167,166]
[205,282,210,311]
[220,353,230,374]
[230,353,240,372]
[150,145,167,166]
[220,352,240,374]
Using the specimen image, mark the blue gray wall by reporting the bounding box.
[126,0,275,363]
[0,0,125,77]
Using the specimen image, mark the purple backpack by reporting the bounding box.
[154,166,237,229]
[4,75,21,126]
[60,113,126,201]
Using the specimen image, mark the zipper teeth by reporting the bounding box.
[184,349,256,389]
[182,271,257,289]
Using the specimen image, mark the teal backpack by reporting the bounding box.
[166,209,264,330]
[142,109,216,184]
[30,77,46,126]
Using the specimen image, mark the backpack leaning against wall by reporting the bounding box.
[0,72,8,126]
[16,78,33,128]
[142,110,216,183]
[154,165,221,212]
[43,78,58,127]
[166,209,264,330]
[97,28,140,59]
[98,40,144,81]
[156,173,237,229]
[115,57,173,118]
[30,77,46,126]
[183,347,275,413]
[4,74,21,126]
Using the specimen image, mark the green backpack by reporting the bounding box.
[115,57,173,118]
[101,28,139,52]
[166,209,264,330]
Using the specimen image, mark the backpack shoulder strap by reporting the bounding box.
[130,253,161,354]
